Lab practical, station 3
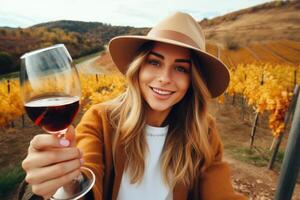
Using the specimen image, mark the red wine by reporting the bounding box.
[25,96,80,133]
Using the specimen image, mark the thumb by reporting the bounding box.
[64,125,76,147]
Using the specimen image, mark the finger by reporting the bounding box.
[64,125,76,147]
[25,158,83,184]
[31,169,81,197]
[22,147,82,171]
[29,134,71,152]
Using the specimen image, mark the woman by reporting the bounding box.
[20,12,247,200]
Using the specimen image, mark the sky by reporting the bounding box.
[0,0,271,28]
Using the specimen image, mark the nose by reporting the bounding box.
[158,66,172,84]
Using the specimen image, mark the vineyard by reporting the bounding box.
[2,1,300,198]
[0,73,127,127]
[1,39,300,200]
[1,40,299,137]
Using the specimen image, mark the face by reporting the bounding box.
[139,42,191,116]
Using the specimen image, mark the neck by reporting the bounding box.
[145,107,171,127]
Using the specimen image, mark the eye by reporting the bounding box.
[146,59,160,67]
[175,66,189,73]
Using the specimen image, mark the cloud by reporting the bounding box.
[0,0,271,28]
[0,11,39,27]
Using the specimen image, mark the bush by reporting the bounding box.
[274,0,285,7]
[0,165,25,197]
[0,52,14,74]
[0,29,7,35]
[223,34,240,50]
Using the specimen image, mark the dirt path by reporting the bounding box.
[226,153,300,200]
[76,55,106,74]
[213,98,300,200]
[76,54,117,75]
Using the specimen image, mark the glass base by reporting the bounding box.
[50,167,95,200]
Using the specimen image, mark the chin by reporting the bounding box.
[148,102,173,112]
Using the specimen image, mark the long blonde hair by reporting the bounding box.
[108,42,216,189]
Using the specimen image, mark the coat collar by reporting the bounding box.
[111,139,189,200]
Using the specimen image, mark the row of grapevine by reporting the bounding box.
[79,73,126,109]
[206,40,300,69]
[0,72,126,127]
[0,62,299,136]
[206,40,300,137]
[226,63,300,136]
[264,43,300,65]
[0,40,299,137]
[0,79,23,126]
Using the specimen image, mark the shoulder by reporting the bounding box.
[82,96,122,119]
[76,103,113,134]
[81,103,111,121]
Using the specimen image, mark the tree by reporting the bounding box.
[0,52,14,74]
[0,29,7,36]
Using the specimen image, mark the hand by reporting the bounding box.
[22,126,84,199]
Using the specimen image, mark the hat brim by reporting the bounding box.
[108,35,230,98]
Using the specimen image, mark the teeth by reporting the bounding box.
[152,87,173,95]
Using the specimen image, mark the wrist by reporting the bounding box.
[52,173,86,199]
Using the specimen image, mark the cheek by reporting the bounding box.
[139,66,155,85]
[138,68,150,96]
[138,68,146,87]
[177,76,190,92]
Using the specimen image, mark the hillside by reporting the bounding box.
[200,0,300,47]
[0,0,299,74]
[0,22,147,74]
[32,20,148,45]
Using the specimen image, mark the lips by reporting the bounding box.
[150,86,175,96]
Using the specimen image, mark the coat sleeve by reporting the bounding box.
[198,121,248,200]
[75,104,106,200]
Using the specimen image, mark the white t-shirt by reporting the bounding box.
[117,124,173,200]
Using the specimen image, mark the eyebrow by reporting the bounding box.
[149,51,191,64]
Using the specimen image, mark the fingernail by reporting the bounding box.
[80,158,84,165]
[59,139,70,147]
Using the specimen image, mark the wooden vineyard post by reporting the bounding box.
[241,96,245,120]
[22,114,25,128]
[249,112,259,148]
[268,85,299,170]
[232,93,235,105]
[7,79,10,94]
[249,71,265,148]
[274,84,300,200]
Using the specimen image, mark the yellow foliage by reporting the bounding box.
[0,72,126,127]
[227,63,299,137]
[1,62,299,138]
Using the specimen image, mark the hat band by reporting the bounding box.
[148,29,200,50]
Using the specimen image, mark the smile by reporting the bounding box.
[150,86,175,96]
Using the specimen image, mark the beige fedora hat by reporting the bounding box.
[108,11,230,98]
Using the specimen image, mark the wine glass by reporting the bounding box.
[20,44,95,200]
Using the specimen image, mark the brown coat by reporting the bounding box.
[75,104,247,200]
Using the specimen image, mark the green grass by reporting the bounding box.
[0,71,19,81]
[225,145,300,183]
[224,144,285,168]
[0,164,25,197]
